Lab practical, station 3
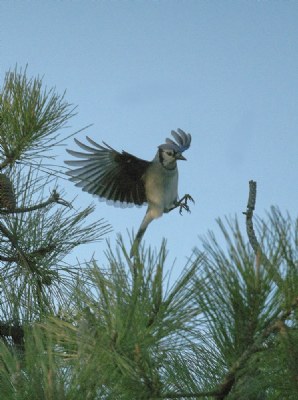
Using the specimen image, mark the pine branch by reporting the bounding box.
[0,254,16,262]
[161,296,298,400]
[213,295,298,400]
[158,389,217,398]
[0,189,70,272]
[203,180,298,400]
[0,220,36,272]
[0,189,71,214]
[0,322,24,347]
[0,67,76,165]
[0,158,12,171]
[0,244,56,263]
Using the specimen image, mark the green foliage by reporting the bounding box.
[0,240,204,399]
[0,209,298,400]
[0,66,76,167]
[193,209,298,399]
[0,325,68,400]
[1,208,296,399]
[48,239,203,399]
[0,67,111,334]
[0,67,297,399]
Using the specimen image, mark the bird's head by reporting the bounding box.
[158,147,186,167]
[158,129,191,168]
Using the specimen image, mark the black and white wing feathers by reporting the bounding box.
[65,137,150,207]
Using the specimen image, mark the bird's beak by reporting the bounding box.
[176,153,186,160]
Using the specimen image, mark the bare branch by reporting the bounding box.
[243,180,282,286]
[242,180,261,255]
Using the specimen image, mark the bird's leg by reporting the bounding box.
[168,194,195,215]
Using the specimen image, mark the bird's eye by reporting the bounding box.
[166,151,173,156]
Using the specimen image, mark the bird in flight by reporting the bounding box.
[65,128,193,257]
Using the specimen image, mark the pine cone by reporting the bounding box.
[0,173,16,210]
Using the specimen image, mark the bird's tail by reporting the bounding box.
[130,210,153,258]
[130,227,146,258]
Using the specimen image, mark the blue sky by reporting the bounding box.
[1,1,298,271]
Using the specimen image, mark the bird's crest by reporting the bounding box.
[158,128,191,153]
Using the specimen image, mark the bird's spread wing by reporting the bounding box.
[65,137,150,207]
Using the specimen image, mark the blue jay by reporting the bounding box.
[65,129,193,257]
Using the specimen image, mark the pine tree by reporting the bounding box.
[0,67,110,353]
[0,70,297,399]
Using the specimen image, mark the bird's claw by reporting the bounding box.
[177,194,195,215]
[179,203,190,214]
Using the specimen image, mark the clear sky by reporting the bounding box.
[1,1,298,271]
